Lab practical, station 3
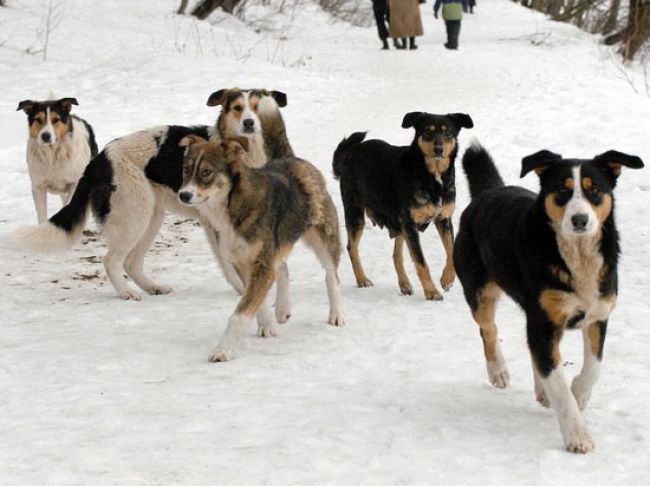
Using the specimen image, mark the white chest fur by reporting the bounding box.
[556,233,615,325]
[26,118,91,193]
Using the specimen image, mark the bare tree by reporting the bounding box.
[26,0,67,61]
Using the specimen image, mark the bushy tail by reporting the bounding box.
[462,139,505,198]
[258,96,295,159]
[15,153,108,253]
[332,132,367,180]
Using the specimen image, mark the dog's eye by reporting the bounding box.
[233,106,243,112]
[51,119,60,124]
[182,166,191,176]
[200,169,212,178]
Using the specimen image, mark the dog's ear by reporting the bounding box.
[520,150,562,178]
[222,137,249,159]
[402,112,425,129]
[179,134,208,148]
[17,100,36,114]
[447,113,474,130]
[269,91,287,108]
[206,89,230,107]
[593,150,644,182]
[58,98,78,113]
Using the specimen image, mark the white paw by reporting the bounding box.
[328,313,345,327]
[147,284,173,296]
[571,378,592,411]
[208,344,234,362]
[258,322,279,338]
[119,288,142,301]
[487,361,510,388]
[564,426,594,454]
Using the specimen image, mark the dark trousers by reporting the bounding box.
[445,20,461,48]
[373,3,390,41]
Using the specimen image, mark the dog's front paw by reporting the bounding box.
[258,322,279,338]
[424,288,443,301]
[564,427,594,454]
[398,281,413,295]
[208,345,234,362]
[147,284,173,296]
[119,288,142,301]
[440,265,455,291]
[571,377,592,411]
[487,360,510,388]
[328,313,345,327]
[275,299,291,324]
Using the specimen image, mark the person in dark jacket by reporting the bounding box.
[434,0,469,50]
[468,0,476,13]
[371,0,403,50]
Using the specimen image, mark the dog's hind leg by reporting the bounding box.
[274,262,291,323]
[402,223,442,301]
[571,320,607,411]
[303,226,345,327]
[209,256,278,362]
[472,282,509,387]
[392,234,413,295]
[123,203,172,295]
[435,216,456,291]
[345,208,372,288]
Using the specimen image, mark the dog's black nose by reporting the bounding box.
[41,132,51,143]
[434,146,444,157]
[179,191,193,203]
[571,213,589,231]
[243,118,255,130]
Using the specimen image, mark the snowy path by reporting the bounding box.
[1,1,650,484]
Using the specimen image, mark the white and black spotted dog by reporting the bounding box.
[17,89,293,309]
[17,97,98,224]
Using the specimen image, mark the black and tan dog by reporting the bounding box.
[17,89,292,304]
[333,112,473,300]
[178,136,345,362]
[455,141,643,453]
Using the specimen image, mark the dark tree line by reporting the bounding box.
[514,0,650,60]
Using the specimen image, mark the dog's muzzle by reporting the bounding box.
[242,118,255,133]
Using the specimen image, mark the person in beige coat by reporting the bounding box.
[388,0,424,50]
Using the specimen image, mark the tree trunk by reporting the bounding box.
[601,0,621,35]
[177,0,189,14]
[221,0,242,13]
[622,0,650,60]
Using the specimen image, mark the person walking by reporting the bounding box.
[388,0,424,50]
[434,0,469,50]
[371,0,402,50]
[468,0,476,14]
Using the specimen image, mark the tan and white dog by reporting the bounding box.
[178,136,345,362]
[17,97,98,224]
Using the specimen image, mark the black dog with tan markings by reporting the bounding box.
[178,136,345,362]
[454,141,643,453]
[333,112,473,300]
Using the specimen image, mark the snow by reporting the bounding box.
[1,0,650,484]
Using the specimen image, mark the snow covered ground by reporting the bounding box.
[1,0,650,484]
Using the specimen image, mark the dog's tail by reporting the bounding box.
[462,138,504,198]
[258,95,295,159]
[15,152,111,253]
[332,132,367,180]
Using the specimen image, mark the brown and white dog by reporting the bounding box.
[17,89,293,308]
[178,135,345,362]
[17,97,98,224]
